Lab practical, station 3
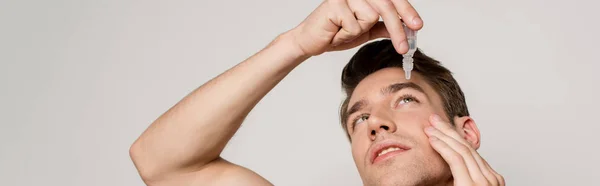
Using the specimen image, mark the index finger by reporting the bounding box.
[368,0,408,54]
[430,115,472,148]
[391,0,423,30]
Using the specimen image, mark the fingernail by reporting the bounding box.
[430,115,442,127]
[400,41,408,52]
[412,17,422,26]
[432,114,442,122]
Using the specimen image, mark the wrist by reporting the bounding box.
[267,31,311,65]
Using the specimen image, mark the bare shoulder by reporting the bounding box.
[147,158,272,186]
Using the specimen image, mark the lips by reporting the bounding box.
[369,140,411,164]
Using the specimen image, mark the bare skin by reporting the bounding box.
[129,0,504,185]
[345,68,505,186]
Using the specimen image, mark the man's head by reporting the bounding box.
[340,39,481,185]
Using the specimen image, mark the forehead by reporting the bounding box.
[348,68,440,105]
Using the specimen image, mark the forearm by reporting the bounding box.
[130,32,308,179]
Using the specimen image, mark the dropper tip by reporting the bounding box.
[405,71,411,80]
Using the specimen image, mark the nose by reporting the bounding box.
[367,111,397,141]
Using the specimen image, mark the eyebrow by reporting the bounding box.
[345,82,426,124]
[381,82,425,95]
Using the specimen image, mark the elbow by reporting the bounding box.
[128,141,144,173]
[129,141,163,184]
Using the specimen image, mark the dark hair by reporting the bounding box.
[340,39,469,140]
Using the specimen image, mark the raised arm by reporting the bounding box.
[129,0,422,185]
[129,32,307,185]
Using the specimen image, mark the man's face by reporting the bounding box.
[345,68,452,186]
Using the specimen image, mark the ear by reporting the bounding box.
[453,116,481,150]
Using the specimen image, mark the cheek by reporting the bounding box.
[350,141,369,166]
[394,109,433,129]
[349,124,372,164]
[392,109,437,143]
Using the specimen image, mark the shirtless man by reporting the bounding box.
[129,0,505,185]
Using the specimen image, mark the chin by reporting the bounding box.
[362,155,451,186]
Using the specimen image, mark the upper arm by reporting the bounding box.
[144,158,273,186]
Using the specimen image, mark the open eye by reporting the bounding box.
[397,94,419,106]
[348,114,369,134]
[399,97,414,104]
[353,114,369,126]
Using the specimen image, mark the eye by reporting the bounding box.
[356,115,369,124]
[397,94,420,106]
[352,114,369,128]
[399,97,414,104]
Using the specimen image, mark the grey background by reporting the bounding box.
[1,0,599,185]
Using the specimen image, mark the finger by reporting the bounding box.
[427,135,472,185]
[484,159,506,185]
[429,115,500,185]
[368,0,408,54]
[329,21,390,51]
[472,152,500,185]
[368,21,391,39]
[430,115,472,147]
[330,0,363,45]
[426,127,488,185]
[391,0,423,30]
[348,0,380,31]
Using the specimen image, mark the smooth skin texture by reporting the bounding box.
[345,68,504,185]
[426,115,505,186]
[129,0,503,185]
[347,68,452,185]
